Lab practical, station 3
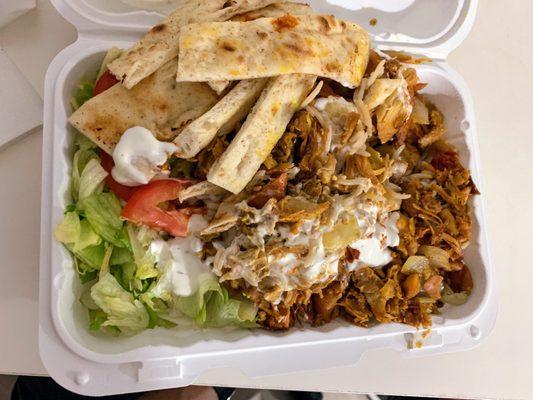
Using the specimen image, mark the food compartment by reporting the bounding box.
[48,46,491,363]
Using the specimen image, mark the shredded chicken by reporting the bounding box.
[188,51,477,331]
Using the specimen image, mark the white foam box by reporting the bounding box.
[39,0,496,396]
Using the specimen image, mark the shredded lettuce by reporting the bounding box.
[74,132,97,151]
[76,219,102,250]
[76,262,99,284]
[80,281,99,310]
[142,274,257,328]
[78,158,108,201]
[70,81,94,111]
[175,274,224,323]
[55,211,82,245]
[55,211,103,256]
[90,272,149,335]
[109,246,133,266]
[145,305,177,329]
[88,309,108,331]
[80,192,130,250]
[127,224,159,280]
[62,67,257,335]
[71,244,106,271]
[185,276,257,328]
[71,148,99,202]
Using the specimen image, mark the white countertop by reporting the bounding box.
[1,1,532,398]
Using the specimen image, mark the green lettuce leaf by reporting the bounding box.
[88,309,107,331]
[210,298,258,328]
[70,81,94,111]
[127,224,159,280]
[81,192,130,250]
[69,244,106,271]
[78,158,108,201]
[71,148,99,202]
[74,258,99,283]
[55,211,81,244]
[142,274,257,328]
[55,211,102,252]
[74,132,97,151]
[90,272,149,335]
[80,281,99,310]
[176,274,224,324]
[145,304,177,329]
[76,219,102,251]
[109,246,133,266]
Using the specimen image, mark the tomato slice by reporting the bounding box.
[121,179,196,237]
[93,70,119,96]
[99,151,141,201]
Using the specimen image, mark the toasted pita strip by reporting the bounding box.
[177,15,369,88]
[108,0,283,89]
[231,2,313,21]
[174,78,268,159]
[200,195,245,236]
[207,2,314,95]
[207,74,316,194]
[178,181,228,203]
[207,80,232,95]
[69,59,218,154]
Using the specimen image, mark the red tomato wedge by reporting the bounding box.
[99,151,141,201]
[93,70,119,96]
[121,179,196,237]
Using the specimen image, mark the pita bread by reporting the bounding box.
[69,58,218,154]
[200,194,246,236]
[207,80,233,96]
[174,78,268,159]
[178,181,228,203]
[108,0,283,89]
[207,74,316,194]
[206,3,314,95]
[177,14,369,88]
[231,2,312,21]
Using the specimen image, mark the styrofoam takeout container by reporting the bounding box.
[40,0,496,396]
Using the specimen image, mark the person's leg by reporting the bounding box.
[11,377,235,400]
[11,376,139,400]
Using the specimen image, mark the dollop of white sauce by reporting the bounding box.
[111,126,177,186]
[302,239,339,282]
[277,219,315,246]
[149,215,211,297]
[266,238,340,303]
[267,253,299,296]
[348,211,400,270]
[350,238,392,269]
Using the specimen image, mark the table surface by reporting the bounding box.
[1,1,532,399]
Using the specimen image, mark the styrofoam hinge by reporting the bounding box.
[138,358,181,383]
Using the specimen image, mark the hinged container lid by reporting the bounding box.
[50,0,477,59]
